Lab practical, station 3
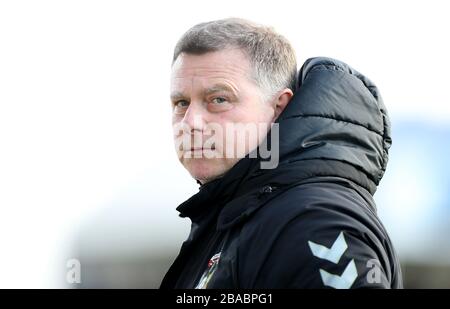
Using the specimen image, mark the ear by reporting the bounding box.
[272,88,293,121]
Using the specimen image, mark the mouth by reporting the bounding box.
[188,147,216,151]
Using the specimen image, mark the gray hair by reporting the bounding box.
[172,18,298,101]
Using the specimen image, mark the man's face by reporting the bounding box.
[170,49,277,184]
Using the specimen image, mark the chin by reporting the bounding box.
[184,159,225,184]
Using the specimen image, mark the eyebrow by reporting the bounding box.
[204,84,238,97]
[170,83,238,101]
[170,91,186,101]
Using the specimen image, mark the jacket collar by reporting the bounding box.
[176,155,256,223]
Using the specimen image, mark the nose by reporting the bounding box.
[180,101,207,133]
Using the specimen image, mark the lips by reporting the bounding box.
[189,147,215,151]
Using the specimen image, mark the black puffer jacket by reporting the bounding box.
[160,57,403,289]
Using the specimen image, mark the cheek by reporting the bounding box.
[172,115,183,127]
[171,124,183,148]
[235,98,274,123]
[254,104,276,123]
[172,117,192,140]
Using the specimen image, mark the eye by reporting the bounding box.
[174,100,189,108]
[173,100,189,114]
[207,96,233,112]
[211,97,227,104]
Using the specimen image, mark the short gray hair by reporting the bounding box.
[172,18,298,101]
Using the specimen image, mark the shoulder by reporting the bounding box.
[246,180,380,235]
[236,180,401,288]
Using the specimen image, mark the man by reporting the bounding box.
[161,18,402,289]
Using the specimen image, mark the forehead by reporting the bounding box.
[171,49,253,89]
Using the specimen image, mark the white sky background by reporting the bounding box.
[0,0,449,288]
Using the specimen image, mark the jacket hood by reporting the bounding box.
[275,57,391,194]
[239,57,392,196]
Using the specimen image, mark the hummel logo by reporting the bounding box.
[308,231,358,289]
[308,231,347,264]
[319,260,358,289]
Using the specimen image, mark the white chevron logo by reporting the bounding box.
[308,231,347,264]
[319,259,358,289]
[308,231,358,289]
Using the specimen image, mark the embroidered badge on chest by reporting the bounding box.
[195,252,221,289]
